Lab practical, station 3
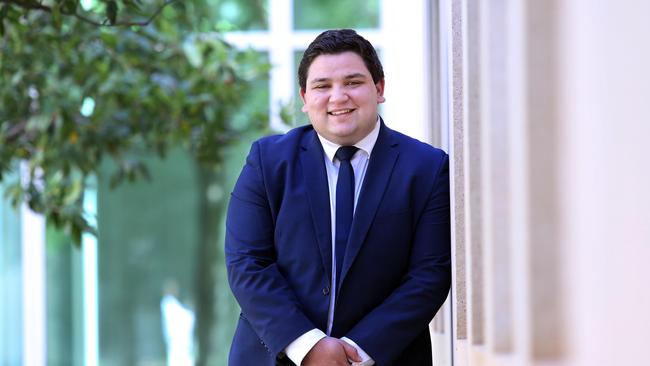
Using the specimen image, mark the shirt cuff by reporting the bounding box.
[285,328,326,366]
[341,337,375,366]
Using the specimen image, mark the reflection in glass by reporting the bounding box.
[210,0,268,30]
[161,279,195,366]
[46,225,83,366]
[291,49,309,127]
[0,179,22,366]
[294,0,380,30]
[40,51,269,366]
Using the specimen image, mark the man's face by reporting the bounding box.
[300,51,385,146]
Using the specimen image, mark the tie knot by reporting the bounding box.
[335,146,359,162]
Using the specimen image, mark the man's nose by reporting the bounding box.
[329,85,349,103]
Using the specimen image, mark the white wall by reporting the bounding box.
[558,1,650,365]
[443,0,650,365]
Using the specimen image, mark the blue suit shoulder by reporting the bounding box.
[252,124,314,161]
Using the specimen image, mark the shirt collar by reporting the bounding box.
[317,116,381,163]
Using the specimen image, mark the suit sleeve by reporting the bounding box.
[225,141,315,357]
[346,153,452,365]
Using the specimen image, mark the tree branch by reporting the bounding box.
[0,0,180,27]
[1,0,48,11]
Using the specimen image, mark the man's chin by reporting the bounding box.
[328,130,359,144]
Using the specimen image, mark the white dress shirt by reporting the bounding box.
[285,117,380,366]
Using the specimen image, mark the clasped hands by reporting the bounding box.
[302,336,362,366]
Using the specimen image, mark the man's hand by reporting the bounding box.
[302,336,362,365]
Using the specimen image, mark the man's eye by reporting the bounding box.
[346,81,362,86]
[314,84,329,89]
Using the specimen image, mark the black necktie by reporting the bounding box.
[335,146,358,287]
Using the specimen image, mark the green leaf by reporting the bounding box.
[11,70,24,86]
[62,0,77,14]
[182,40,203,68]
[70,222,82,247]
[135,162,151,181]
[106,0,118,25]
[4,182,23,208]
[26,115,51,132]
[52,3,63,30]
[123,0,142,13]
[0,5,8,36]
[63,178,83,205]
[100,31,118,48]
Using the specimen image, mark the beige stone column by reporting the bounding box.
[443,0,650,365]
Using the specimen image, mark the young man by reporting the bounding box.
[225,29,451,366]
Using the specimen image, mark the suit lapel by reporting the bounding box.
[299,130,333,282]
[340,123,399,285]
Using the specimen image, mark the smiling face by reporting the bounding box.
[300,51,385,146]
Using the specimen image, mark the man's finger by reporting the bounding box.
[339,340,362,362]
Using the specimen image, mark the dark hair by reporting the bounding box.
[298,29,384,91]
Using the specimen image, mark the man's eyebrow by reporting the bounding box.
[308,73,368,84]
[343,73,367,79]
[309,77,331,84]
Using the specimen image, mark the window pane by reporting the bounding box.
[294,0,380,30]
[93,52,269,366]
[291,49,309,127]
[39,48,268,365]
[228,52,270,131]
[97,149,201,366]
[46,226,83,366]
[0,179,23,366]
[211,0,269,30]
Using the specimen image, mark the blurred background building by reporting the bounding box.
[1,0,649,365]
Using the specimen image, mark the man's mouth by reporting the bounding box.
[328,108,355,116]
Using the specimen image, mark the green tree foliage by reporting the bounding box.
[0,0,270,244]
[293,0,379,30]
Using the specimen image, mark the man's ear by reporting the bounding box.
[376,79,386,104]
[300,87,308,112]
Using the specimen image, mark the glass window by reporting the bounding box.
[93,55,268,366]
[212,0,269,30]
[0,180,22,366]
[291,49,308,127]
[228,52,271,132]
[46,226,83,366]
[97,149,201,366]
[293,0,380,30]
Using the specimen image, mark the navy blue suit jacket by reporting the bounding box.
[225,121,451,366]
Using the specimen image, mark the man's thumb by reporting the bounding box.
[339,340,362,362]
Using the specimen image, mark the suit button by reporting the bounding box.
[322,287,330,295]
